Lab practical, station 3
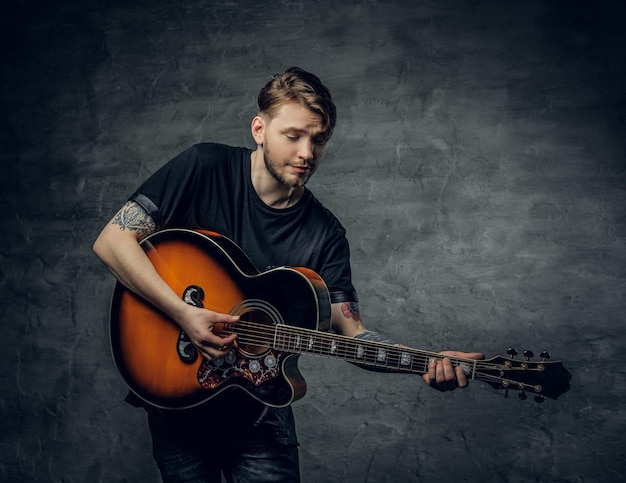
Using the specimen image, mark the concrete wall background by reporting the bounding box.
[1,0,625,481]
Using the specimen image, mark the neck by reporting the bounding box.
[251,149,303,209]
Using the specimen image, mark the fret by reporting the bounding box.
[356,344,365,359]
[277,327,298,353]
[330,339,337,355]
[358,343,388,368]
[272,325,283,350]
[376,347,388,363]
[400,351,412,367]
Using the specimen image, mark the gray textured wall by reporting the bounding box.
[1,0,625,482]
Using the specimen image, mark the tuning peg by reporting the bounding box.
[518,391,528,401]
[540,351,551,361]
[504,389,510,399]
[523,350,534,360]
[534,395,545,404]
[507,347,518,358]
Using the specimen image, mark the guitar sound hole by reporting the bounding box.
[235,310,274,356]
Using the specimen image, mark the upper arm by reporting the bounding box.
[330,301,366,338]
[93,201,157,260]
[108,200,157,240]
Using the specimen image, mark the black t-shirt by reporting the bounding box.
[131,142,357,302]
[127,142,357,446]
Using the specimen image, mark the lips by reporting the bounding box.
[291,165,310,174]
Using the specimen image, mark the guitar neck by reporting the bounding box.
[223,320,571,400]
[227,320,474,377]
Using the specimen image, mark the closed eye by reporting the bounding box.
[283,132,328,145]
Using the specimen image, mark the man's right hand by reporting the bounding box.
[175,303,239,361]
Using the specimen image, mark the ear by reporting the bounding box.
[251,115,265,145]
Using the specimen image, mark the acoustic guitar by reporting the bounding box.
[110,229,571,409]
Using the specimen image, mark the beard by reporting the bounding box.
[262,144,314,189]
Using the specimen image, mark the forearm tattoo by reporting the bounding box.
[341,301,361,321]
[112,201,156,239]
[352,331,399,373]
[354,330,397,345]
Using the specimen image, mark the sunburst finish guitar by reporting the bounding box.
[110,229,571,409]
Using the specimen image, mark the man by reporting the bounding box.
[94,67,484,482]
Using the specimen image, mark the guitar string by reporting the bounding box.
[221,321,431,370]
[221,299,435,366]
[218,322,548,392]
[220,327,535,392]
[229,319,464,367]
[218,320,533,379]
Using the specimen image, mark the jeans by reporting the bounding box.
[147,404,300,483]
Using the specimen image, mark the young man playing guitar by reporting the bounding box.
[94,67,484,482]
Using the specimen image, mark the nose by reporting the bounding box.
[297,139,315,161]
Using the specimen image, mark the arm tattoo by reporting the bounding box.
[341,301,361,321]
[111,201,156,239]
[354,330,397,345]
[352,331,399,373]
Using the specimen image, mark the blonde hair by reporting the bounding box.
[257,67,337,140]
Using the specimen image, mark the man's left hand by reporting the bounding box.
[423,351,485,391]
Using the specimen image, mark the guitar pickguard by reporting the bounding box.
[197,349,286,389]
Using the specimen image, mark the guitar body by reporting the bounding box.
[110,229,332,409]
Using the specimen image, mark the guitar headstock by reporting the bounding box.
[475,349,571,402]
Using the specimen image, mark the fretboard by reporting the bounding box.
[225,320,477,377]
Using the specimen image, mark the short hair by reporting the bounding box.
[257,67,337,139]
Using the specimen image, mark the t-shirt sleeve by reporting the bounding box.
[319,229,358,304]
[128,145,206,230]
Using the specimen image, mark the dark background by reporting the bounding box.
[1,1,625,481]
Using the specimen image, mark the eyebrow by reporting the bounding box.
[281,126,328,137]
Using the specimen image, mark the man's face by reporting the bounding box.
[258,102,329,189]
